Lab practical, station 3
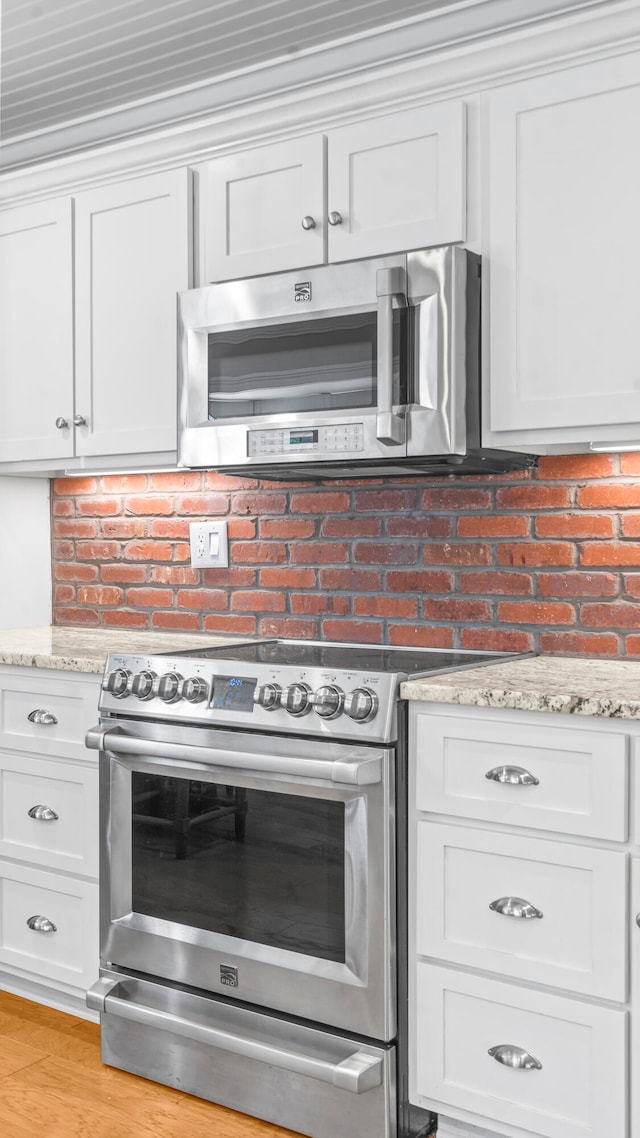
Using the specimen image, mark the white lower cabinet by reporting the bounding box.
[0,752,98,876]
[632,857,640,1138]
[414,965,626,1138]
[417,822,627,1000]
[0,665,100,1016]
[409,702,633,1138]
[0,860,98,990]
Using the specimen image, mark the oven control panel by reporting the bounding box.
[99,653,399,743]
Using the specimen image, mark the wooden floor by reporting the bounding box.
[0,990,303,1137]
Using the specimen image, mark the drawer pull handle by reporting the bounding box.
[489,896,543,920]
[28,805,59,822]
[488,1044,542,1071]
[27,709,58,726]
[26,915,57,934]
[485,765,539,787]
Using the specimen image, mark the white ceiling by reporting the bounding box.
[0,0,466,142]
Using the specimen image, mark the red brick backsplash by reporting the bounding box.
[50,454,640,656]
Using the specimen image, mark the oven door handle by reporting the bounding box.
[86,725,383,786]
[89,979,383,1094]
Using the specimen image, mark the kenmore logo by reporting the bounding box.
[294,281,312,302]
[220,963,238,988]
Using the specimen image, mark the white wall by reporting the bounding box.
[0,477,52,628]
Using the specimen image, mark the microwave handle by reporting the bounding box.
[376,266,406,446]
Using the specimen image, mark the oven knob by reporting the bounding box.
[254,683,282,710]
[282,683,312,716]
[183,676,209,704]
[311,685,345,719]
[344,687,378,722]
[103,668,131,699]
[157,672,183,703]
[131,670,156,700]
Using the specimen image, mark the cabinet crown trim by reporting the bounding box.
[1,0,639,202]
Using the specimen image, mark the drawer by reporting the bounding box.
[416,822,627,999]
[413,964,626,1138]
[0,670,100,763]
[0,753,98,877]
[0,859,98,990]
[411,706,627,840]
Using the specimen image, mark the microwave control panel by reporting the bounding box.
[248,424,364,457]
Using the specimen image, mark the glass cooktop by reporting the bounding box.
[173,639,511,677]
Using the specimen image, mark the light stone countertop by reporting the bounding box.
[401,655,640,719]
[0,627,254,674]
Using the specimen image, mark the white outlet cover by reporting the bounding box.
[189,521,229,568]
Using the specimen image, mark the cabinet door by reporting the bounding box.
[0,859,98,991]
[417,822,627,1000]
[198,136,326,281]
[412,706,628,841]
[0,752,98,878]
[414,964,627,1138]
[74,168,191,458]
[0,670,100,764]
[0,198,74,463]
[632,857,640,1138]
[487,52,640,444]
[327,101,466,262]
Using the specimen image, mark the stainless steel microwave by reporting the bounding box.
[177,247,532,479]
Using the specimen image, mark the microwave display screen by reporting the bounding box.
[207,309,407,420]
[289,430,318,445]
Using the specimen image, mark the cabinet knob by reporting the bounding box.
[489,896,543,920]
[328,211,343,226]
[485,764,539,786]
[55,417,69,430]
[27,709,58,726]
[488,1044,542,1071]
[301,215,316,230]
[28,805,59,822]
[73,414,87,427]
[27,915,57,934]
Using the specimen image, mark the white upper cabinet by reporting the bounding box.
[326,102,466,263]
[199,135,326,280]
[485,52,640,450]
[0,199,74,463]
[198,101,466,282]
[74,169,191,459]
[0,168,191,472]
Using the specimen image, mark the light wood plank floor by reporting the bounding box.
[0,989,304,1137]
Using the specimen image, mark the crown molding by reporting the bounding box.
[0,0,638,204]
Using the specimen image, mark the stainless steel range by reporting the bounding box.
[86,639,514,1138]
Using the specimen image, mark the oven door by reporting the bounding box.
[178,253,412,470]
[90,719,395,1042]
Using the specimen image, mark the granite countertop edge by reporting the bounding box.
[0,627,256,675]
[400,655,640,720]
[400,680,640,719]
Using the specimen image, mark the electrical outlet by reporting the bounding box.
[189,521,229,568]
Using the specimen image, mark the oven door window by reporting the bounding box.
[131,773,346,963]
[207,309,408,420]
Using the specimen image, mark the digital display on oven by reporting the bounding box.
[289,429,318,446]
[210,676,256,711]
